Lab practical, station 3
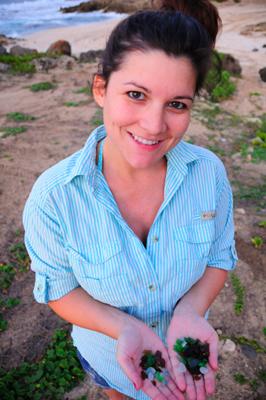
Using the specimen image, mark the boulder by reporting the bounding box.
[32,57,58,72]
[0,62,11,73]
[47,40,71,56]
[56,55,75,70]
[60,0,151,14]
[79,49,104,63]
[221,53,242,76]
[259,67,266,82]
[9,45,38,56]
[0,45,7,56]
[0,34,16,46]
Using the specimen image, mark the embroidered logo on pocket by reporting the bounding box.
[201,211,216,220]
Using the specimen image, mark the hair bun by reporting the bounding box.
[152,0,221,45]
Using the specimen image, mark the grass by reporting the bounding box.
[64,101,80,107]
[0,329,85,400]
[6,112,36,122]
[0,126,27,138]
[251,236,264,248]
[9,241,30,272]
[230,272,245,315]
[91,108,103,127]
[233,181,266,209]
[0,263,16,293]
[30,82,56,92]
[75,86,91,96]
[233,373,248,385]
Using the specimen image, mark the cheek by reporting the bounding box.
[104,100,137,127]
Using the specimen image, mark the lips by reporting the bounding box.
[130,132,160,146]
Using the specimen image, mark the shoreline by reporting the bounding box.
[9,16,124,56]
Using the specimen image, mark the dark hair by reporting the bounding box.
[97,0,221,94]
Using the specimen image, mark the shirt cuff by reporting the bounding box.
[33,273,79,303]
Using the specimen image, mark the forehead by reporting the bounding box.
[107,49,196,96]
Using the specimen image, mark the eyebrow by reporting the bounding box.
[124,81,194,102]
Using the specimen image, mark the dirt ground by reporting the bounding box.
[0,1,265,399]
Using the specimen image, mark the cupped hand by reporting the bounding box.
[166,305,218,400]
[117,318,185,400]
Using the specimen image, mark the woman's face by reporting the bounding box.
[93,49,196,171]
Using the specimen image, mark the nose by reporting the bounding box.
[139,103,167,135]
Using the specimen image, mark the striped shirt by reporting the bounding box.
[23,125,237,399]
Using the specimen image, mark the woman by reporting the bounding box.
[23,1,237,399]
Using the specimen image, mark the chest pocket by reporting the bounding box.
[67,242,140,308]
[174,220,215,260]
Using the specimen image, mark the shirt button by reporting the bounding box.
[37,284,43,292]
[150,321,158,328]
[148,284,156,292]
[152,236,159,243]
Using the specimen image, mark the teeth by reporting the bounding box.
[131,133,159,145]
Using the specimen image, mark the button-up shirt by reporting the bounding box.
[23,125,237,399]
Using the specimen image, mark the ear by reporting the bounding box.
[92,74,106,108]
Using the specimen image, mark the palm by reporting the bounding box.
[117,320,184,400]
[167,311,218,399]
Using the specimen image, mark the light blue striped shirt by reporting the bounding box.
[23,125,237,399]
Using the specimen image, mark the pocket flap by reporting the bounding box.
[175,220,215,243]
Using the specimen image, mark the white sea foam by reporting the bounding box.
[0,0,119,37]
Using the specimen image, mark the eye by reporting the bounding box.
[168,101,187,110]
[127,91,145,100]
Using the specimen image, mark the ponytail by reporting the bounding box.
[152,0,221,45]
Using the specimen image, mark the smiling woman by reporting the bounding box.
[23,1,238,400]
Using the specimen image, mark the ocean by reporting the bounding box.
[0,0,119,38]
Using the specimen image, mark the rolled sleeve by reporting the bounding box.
[207,177,238,271]
[23,195,79,304]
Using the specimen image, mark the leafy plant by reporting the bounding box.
[0,314,8,332]
[0,126,27,138]
[6,112,36,122]
[233,181,266,209]
[230,272,245,315]
[251,236,264,249]
[30,82,56,92]
[91,109,103,127]
[210,70,236,102]
[9,241,30,271]
[0,297,20,310]
[0,329,85,399]
[75,86,91,95]
[0,263,16,293]
[233,373,248,385]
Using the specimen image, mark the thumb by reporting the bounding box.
[117,353,143,390]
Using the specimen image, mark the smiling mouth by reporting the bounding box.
[130,132,160,146]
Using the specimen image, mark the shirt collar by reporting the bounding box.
[64,125,106,186]
[64,125,199,185]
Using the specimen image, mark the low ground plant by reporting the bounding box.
[0,126,27,138]
[6,112,36,122]
[30,82,56,92]
[230,272,245,315]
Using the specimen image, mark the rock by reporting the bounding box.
[216,329,223,336]
[0,62,10,73]
[0,34,16,46]
[252,48,259,52]
[220,339,236,353]
[263,44,266,48]
[221,53,242,76]
[0,44,7,55]
[240,344,257,360]
[259,67,266,82]
[235,208,246,215]
[60,0,151,14]
[56,55,75,70]
[47,40,71,56]
[10,45,38,56]
[79,49,104,63]
[32,57,58,72]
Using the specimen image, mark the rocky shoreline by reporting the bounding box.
[60,0,151,14]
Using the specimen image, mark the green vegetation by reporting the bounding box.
[0,314,8,332]
[263,327,266,337]
[233,181,266,209]
[75,86,91,95]
[0,126,27,138]
[230,272,245,315]
[0,263,16,293]
[64,101,80,107]
[206,144,226,157]
[251,236,264,249]
[233,373,248,385]
[0,297,20,310]
[91,108,103,127]
[0,329,85,400]
[9,241,30,272]
[0,54,39,74]
[249,92,261,97]
[232,335,266,354]
[30,82,56,92]
[205,51,237,102]
[6,112,36,122]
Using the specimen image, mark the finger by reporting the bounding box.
[157,375,185,400]
[208,333,218,370]
[167,378,185,400]
[143,379,168,400]
[203,364,216,396]
[184,371,197,400]
[194,375,206,400]
[169,353,186,392]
